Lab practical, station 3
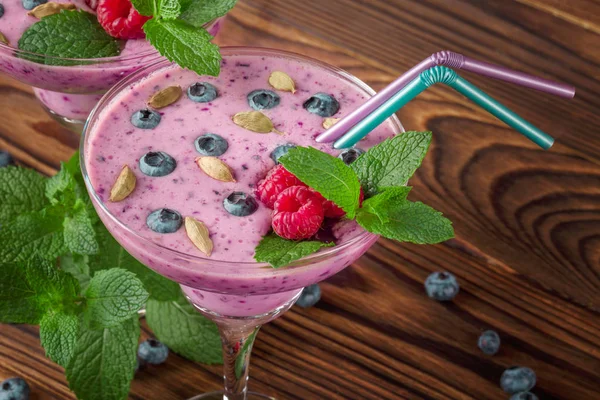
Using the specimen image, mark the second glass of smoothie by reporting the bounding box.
[82,47,403,399]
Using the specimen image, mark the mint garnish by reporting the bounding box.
[146,292,222,364]
[351,131,432,196]
[179,0,238,27]
[0,166,48,222]
[279,147,362,219]
[131,0,181,19]
[255,232,335,269]
[83,269,148,329]
[255,132,454,267]
[18,11,121,65]
[66,317,140,400]
[39,311,80,367]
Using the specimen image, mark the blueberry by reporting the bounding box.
[22,0,47,10]
[500,367,537,394]
[146,208,182,233]
[338,148,365,165]
[223,192,258,217]
[0,4,5,18]
[296,284,321,308]
[0,150,15,167]
[510,392,539,400]
[270,144,296,164]
[131,109,161,129]
[187,82,218,103]
[424,271,459,301]
[247,89,280,111]
[477,330,500,355]
[194,133,228,156]
[0,377,30,400]
[303,93,340,117]
[138,339,169,365]
[139,151,176,177]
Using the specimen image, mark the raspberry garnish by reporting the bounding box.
[85,0,99,10]
[272,186,324,240]
[97,0,151,39]
[255,165,306,209]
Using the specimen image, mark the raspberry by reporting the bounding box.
[97,0,151,39]
[85,0,99,10]
[321,187,365,218]
[255,165,306,209]
[272,186,324,240]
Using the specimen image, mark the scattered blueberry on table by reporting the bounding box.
[270,144,296,164]
[303,93,340,117]
[247,89,280,110]
[187,82,218,103]
[0,377,30,400]
[509,392,538,400]
[296,284,321,308]
[223,192,258,217]
[138,339,169,365]
[478,330,501,355]
[131,109,161,129]
[424,271,460,301]
[195,133,229,156]
[338,148,365,165]
[146,208,183,234]
[0,151,15,168]
[500,366,537,394]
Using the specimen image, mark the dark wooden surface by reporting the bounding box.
[1,1,600,399]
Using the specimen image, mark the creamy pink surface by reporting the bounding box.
[85,52,400,316]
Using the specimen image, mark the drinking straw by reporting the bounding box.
[333,66,554,150]
[316,50,575,143]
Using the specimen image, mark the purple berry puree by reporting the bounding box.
[85,51,402,316]
[0,0,223,120]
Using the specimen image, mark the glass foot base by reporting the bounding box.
[187,391,275,400]
[40,103,86,133]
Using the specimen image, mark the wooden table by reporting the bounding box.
[1,1,599,399]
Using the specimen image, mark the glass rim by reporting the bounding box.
[80,46,404,269]
[0,18,217,63]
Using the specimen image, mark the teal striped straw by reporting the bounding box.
[333,66,555,150]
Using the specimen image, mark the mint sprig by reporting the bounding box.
[180,0,238,27]
[18,11,121,65]
[39,310,80,367]
[255,133,454,267]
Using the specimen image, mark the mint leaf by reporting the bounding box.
[0,258,79,324]
[143,18,221,76]
[66,317,139,400]
[18,11,121,65]
[131,0,181,19]
[254,232,335,268]
[357,199,454,244]
[0,207,67,263]
[40,311,79,367]
[60,254,91,290]
[146,293,222,364]
[351,131,432,196]
[63,205,99,255]
[0,166,48,223]
[90,224,181,301]
[180,0,238,27]
[83,269,148,329]
[359,186,412,224]
[46,163,78,206]
[280,147,361,218]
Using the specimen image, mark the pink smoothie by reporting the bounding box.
[84,50,402,316]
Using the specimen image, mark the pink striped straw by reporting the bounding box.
[316,50,576,143]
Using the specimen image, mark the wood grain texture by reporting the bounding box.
[1,0,600,399]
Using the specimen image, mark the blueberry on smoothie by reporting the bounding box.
[338,148,365,165]
[510,392,538,400]
[195,133,228,156]
[247,89,281,111]
[131,109,161,129]
[0,4,5,18]
[22,0,47,10]
[139,151,176,177]
[424,271,459,301]
[500,367,536,394]
[187,82,218,103]
[303,93,340,117]
[146,208,182,233]
[270,144,296,164]
[296,284,321,308]
[0,150,15,167]
[138,339,169,365]
[0,377,30,400]
[223,192,258,217]
[477,330,501,355]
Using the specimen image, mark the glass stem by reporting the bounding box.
[216,318,262,400]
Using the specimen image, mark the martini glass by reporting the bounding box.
[81,48,403,399]
[0,17,223,132]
